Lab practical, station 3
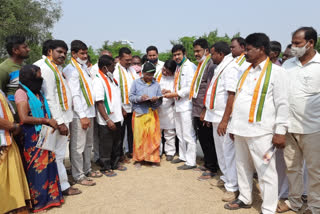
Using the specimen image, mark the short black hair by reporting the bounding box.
[286,44,292,49]
[141,54,148,64]
[5,35,26,56]
[119,47,131,58]
[231,37,246,47]
[164,59,177,73]
[132,55,141,61]
[270,41,282,54]
[211,42,231,56]
[98,55,114,69]
[49,40,68,51]
[171,44,186,54]
[193,38,209,50]
[71,40,88,53]
[293,26,318,45]
[42,39,53,56]
[146,46,158,54]
[245,33,270,55]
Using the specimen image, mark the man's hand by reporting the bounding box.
[163,92,178,99]
[161,89,171,94]
[107,120,117,131]
[272,134,286,149]
[150,96,159,103]
[200,109,206,122]
[217,120,228,136]
[58,123,69,136]
[48,119,58,132]
[122,108,127,118]
[141,94,149,101]
[80,117,91,130]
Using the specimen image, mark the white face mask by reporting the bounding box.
[76,57,87,65]
[291,42,309,58]
[196,50,207,63]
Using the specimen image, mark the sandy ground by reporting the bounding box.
[46,155,297,214]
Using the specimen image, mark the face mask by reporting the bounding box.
[149,58,158,64]
[29,77,43,93]
[76,57,87,65]
[131,65,142,73]
[291,43,309,58]
[196,50,207,63]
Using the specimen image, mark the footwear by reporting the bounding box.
[171,158,185,164]
[62,187,82,196]
[177,164,196,170]
[76,177,96,186]
[210,178,225,187]
[224,199,251,210]
[197,171,216,181]
[193,165,207,172]
[222,191,239,202]
[303,209,312,214]
[86,170,103,178]
[134,162,142,169]
[166,155,174,161]
[101,170,117,177]
[276,200,291,213]
[115,165,127,171]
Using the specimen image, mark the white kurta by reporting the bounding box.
[158,75,175,129]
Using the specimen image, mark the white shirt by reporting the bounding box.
[93,73,123,125]
[174,59,196,112]
[204,54,239,123]
[89,63,99,80]
[39,60,73,125]
[228,58,289,137]
[158,75,175,129]
[34,55,46,67]
[63,62,96,119]
[113,62,139,113]
[282,52,320,134]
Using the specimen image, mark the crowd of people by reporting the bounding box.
[0,26,319,214]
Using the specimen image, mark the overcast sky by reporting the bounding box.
[53,0,320,53]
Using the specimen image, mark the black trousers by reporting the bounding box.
[193,117,219,173]
[98,122,122,170]
[121,113,133,154]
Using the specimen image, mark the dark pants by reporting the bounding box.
[98,122,122,170]
[121,113,133,154]
[193,117,219,173]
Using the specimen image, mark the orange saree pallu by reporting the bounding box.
[132,108,161,163]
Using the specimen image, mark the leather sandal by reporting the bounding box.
[62,187,82,196]
[86,171,103,178]
[224,199,251,210]
[76,177,96,186]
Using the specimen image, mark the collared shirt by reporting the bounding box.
[93,73,123,125]
[39,60,73,125]
[174,59,196,112]
[282,51,320,134]
[158,75,175,129]
[228,59,289,137]
[63,62,96,119]
[129,78,162,115]
[89,63,99,80]
[192,58,216,117]
[113,62,139,113]
[0,58,21,102]
[204,54,239,123]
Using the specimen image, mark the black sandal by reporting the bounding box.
[224,199,251,210]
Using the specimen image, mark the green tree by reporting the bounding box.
[98,40,142,58]
[0,0,62,63]
[87,46,99,65]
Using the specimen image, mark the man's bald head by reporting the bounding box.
[100,50,112,57]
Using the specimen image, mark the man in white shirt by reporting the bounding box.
[63,40,101,186]
[225,33,289,214]
[281,27,320,214]
[203,42,239,202]
[93,55,126,177]
[113,47,138,159]
[164,44,197,170]
[157,59,177,161]
[88,49,112,166]
[144,46,164,74]
[39,40,81,196]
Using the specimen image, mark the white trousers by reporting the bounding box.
[234,134,278,214]
[55,122,70,191]
[70,118,94,181]
[159,129,176,156]
[175,110,196,166]
[212,123,238,192]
